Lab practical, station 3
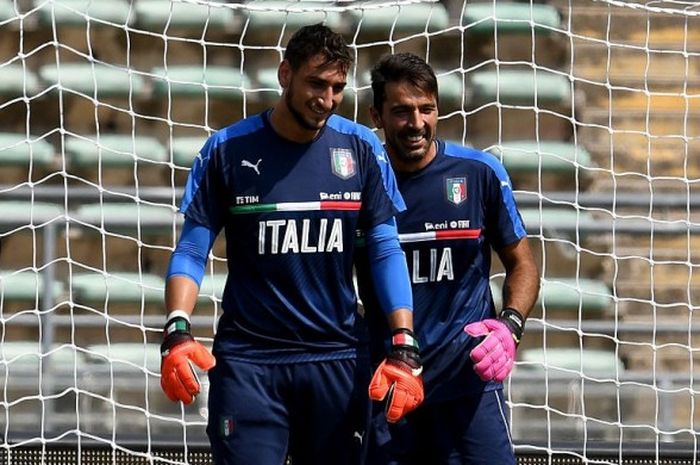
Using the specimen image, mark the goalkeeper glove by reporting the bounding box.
[368,328,424,423]
[160,312,216,405]
[464,308,525,382]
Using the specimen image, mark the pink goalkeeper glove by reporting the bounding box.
[464,308,525,382]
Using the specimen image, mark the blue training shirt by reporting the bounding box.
[356,140,526,403]
[181,111,404,363]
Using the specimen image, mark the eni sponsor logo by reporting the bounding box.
[320,191,361,201]
[424,219,470,231]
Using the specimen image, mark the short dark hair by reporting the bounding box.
[284,23,353,73]
[371,52,439,112]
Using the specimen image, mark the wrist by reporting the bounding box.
[498,307,525,346]
[391,328,419,352]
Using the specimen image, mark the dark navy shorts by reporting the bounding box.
[367,388,516,465]
[206,356,371,465]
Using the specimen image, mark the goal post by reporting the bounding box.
[1,0,699,462]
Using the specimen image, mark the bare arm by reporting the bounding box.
[165,276,200,318]
[497,237,539,320]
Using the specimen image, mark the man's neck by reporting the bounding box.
[269,101,319,144]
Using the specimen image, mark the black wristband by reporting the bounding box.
[498,307,525,346]
[161,316,194,356]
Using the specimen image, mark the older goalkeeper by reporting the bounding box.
[357,52,539,465]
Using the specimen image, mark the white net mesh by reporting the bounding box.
[1,0,700,460]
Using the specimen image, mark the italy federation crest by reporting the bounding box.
[330,148,356,179]
[446,177,467,205]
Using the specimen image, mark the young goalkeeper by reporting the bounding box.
[159,25,424,465]
[357,52,539,465]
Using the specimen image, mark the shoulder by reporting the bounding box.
[326,115,383,151]
[206,113,266,150]
[442,141,510,182]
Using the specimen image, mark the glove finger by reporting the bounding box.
[160,372,180,403]
[368,362,390,401]
[163,370,194,404]
[493,358,515,382]
[385,383,407,423]
[464,321,489,337]
[173,359,201,397]
[191,344,216,371]
[469,334,501,362]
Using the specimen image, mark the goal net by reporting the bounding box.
[1,0,699,462]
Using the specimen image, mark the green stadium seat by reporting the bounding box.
[520,348,623,376]
[539,278,611,312]
[470,69,571,105]
[0,0,17,22]
[244,1,342,31]
[0,133,54,166]
[38,62,146,98]
[0,64,40,96]
[0,270,64,302]
[437,71,465,106]
[65,134,167,167]
[350,1,449,35]
[489,140,595,174]
[198,274,226,303]
[0,342,86,376]
[171,136,205,168]
[72,202,179,233]
[463,2,561,35]
[490,278,610,313]
[519,207,596,235]
[86,342,161,372]
[71,272,164,304]
[135,0,235,31]
[150,66,249,100]
[0,201,64,234]
[35,0,133,27]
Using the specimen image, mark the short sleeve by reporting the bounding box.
[358,136,406,229]
[484,165,527,250]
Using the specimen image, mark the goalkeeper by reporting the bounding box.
[356,53,539,465]
[160,25,424,465]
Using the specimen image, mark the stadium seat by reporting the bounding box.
[171,136,205,169]
[150,65,249,100]
[64,134,167,167]
[490,278,610,313]
[198,274,227,303]
[0,64,40,96]
[86,342,161,372]
[70,272,164,304]
[0,269,64,302]
[469,69,571,105]
[519,207,596,235]
[0,133,54,167]
[519,348,624,376]
[244,1,342,31]
[0,201,64,234]
[72,202,179,234]
[38,62,146,98]
[539,278,611,312]
[134,0,236,32]
[349,1,449,35]
[462,2,561,35]
[34,0,133,27]
[489,140,595,175]
[0,0,16,22]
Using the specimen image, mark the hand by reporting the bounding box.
[464,308,525,382]
[368,329,424,423]
[160,315,216,404]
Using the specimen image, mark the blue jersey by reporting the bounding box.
[181,111,404,363]
[357,140,526,403]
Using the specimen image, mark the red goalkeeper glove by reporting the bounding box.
[464,308,525,382]
[369,328,424,423]
[160,314,216,405]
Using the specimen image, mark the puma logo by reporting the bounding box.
[241,158,262,175]
[353,430,364,444]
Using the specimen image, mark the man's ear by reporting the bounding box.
[369,105,383,129]
[278,60,291,89]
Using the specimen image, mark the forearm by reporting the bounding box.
[165,276,200,316]
[499,238,539,320]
